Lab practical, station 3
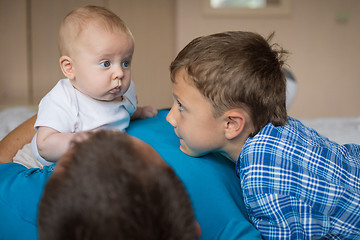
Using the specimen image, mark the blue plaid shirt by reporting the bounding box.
[236,117,360,239]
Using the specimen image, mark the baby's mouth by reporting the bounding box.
[110,86,121,94]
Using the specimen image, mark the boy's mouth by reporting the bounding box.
[173,129,180,138]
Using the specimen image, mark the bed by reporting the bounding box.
[0,106,360,239]
[1,106,359,147]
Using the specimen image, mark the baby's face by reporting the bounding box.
[166,68,226,157]
[69,25,134,101]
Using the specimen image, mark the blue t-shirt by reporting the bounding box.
[0,110,261,239]
[0,164,53,240]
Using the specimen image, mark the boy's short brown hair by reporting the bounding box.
[170,31,288,135]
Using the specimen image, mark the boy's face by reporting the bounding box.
[69,25,134,101]
[166,68,226,157]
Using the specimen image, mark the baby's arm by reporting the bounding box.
[36,126,76,162]
[131,106,158,120]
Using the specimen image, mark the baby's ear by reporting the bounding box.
[223,110,246,140]
[59,56,74,80]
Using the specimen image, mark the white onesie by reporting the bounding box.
[30,78,137,166]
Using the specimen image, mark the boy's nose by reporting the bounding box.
[166,106,176,127]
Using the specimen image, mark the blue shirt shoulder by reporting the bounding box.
[0,163,53,240]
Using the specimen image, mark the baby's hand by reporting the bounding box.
[132,106,158,120]
[139,106,158,119]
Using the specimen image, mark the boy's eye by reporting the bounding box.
[100,61,111,68]
[177,100,184,111]
[122,61,130,68]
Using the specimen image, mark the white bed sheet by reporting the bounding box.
[301,116,360,145]
[0,106,359,145]
[0,106,36,140]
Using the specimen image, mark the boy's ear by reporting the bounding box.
[59,56,75,80]
[223,110,247,140]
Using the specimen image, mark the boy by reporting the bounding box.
[21,6,157,167]
[166,31,360,239]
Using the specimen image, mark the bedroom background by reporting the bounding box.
[0,0,359,119]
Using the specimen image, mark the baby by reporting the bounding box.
[18,6,157,167]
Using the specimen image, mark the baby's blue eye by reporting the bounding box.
[122,61,130,68]
[100,61,111,68]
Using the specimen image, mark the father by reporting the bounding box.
[0,122,200,239]
[0,110,261,239]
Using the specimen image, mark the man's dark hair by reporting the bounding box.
[38,130,197,240]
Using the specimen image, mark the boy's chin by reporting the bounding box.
[179,145,206,158]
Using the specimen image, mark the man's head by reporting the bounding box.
[38,130,199,240]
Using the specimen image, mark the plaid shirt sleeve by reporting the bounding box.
[237,117,360,240]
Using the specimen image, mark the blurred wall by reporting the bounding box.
[1,0,359,118]
[176,0,360,118]
[0,0,174,110]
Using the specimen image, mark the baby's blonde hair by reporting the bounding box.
[58,5,133,56]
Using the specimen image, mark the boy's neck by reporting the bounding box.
[227,137,248,162]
